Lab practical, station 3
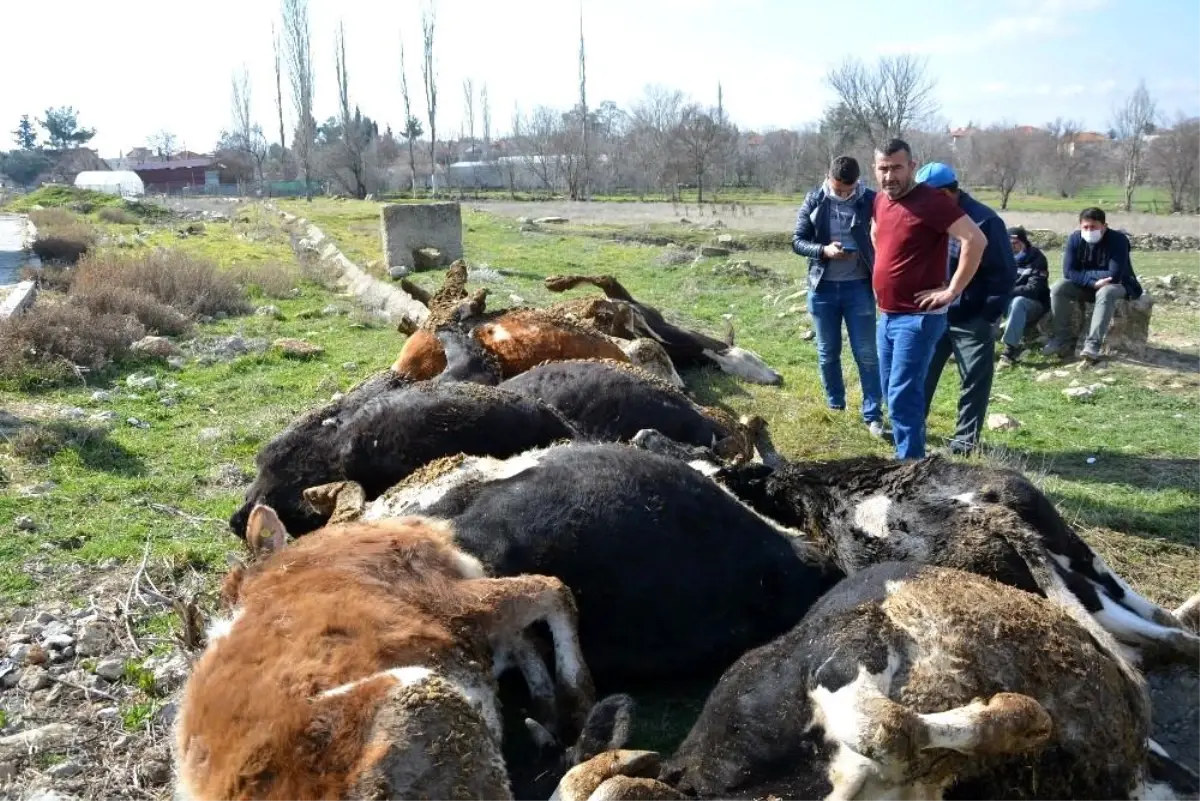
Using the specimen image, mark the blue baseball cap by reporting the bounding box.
[915,162,958,188]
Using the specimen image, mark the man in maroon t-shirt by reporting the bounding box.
[870,139,986,460]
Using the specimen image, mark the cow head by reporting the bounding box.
[514,694,638,800]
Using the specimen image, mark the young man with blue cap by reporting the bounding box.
[792,155,884,438]
[871,140,987,461]
[914,162,1016,456]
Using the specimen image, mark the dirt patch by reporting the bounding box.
[1147,662,1200,773]
[474,200,1200,237]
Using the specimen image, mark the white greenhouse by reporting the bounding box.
[74,170,145,198]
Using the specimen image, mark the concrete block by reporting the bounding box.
[0,280,37,319]
[380,202,463,271]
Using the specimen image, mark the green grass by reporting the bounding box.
[3,184,170,222]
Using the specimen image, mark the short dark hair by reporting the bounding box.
[1080,207,1106,224]
[877,138,912,158]
[829,156,860,184]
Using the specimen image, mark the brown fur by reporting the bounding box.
[474,312,631,377]
[392,328,448,378]
[176,516,594,800]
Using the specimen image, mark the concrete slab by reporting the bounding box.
[380,202,463,270]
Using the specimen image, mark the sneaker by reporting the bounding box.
[999,344,1022,367]
[1042,338,1071,358]
[1080,341,1102,361]
[867,420,885,439]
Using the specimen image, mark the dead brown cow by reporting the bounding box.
[174,508,594,800]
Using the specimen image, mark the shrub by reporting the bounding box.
[71,286,192,336]
[229,262,301,299]
[29,208,94,265]
[0,301,144,386]
[20,264,75,292]
[73,250,250,318]
[97,206,139,225]
[10,422,103,464]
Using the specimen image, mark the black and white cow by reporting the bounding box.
[228,381,579,538]
[557,562,1199,801]
[278,443,844,686]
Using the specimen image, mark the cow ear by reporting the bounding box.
[246,504,289,557]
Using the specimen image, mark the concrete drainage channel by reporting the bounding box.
[268,204,430,330]
[0,213,40,320]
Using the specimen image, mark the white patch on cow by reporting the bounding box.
[687,459,721,477]
[488,324,513,342]
[701,346,782,385]
[853,495,893,539]
[1089,552,1174,623]
[205,609,243,644]
[364,447,558,520]
[320,666,434,699]
[1094,590,1200,654]
[1132,780,1182,800]
[451,547,487,579]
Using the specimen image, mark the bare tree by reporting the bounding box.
[282,0,315,200]
[578,7,590,200]
[1149,114,1200,213]
[517,106,564,192]
[271,22,288,175]
[824,55,938,147]
[504,102,522,197]
[628,84,685,199]
[147,130,177,160]
[673,104,735,202]
[1037,118,1091,198]
[334,20,367,198]
[421,1,438,196]
[230,66,268,190]
[480,83,491,156]
[462,78,475,150]
[398,32,423,194]
[977,125,1027,210]
[1111,80,1157,211]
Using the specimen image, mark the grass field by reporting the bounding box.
[0,196,1196,756]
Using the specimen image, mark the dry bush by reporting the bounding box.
[71,286,192,336]
[10,422,103,463]
[20,264,75,292]
[230,262,301,299]
[97,206,139,225]
[29,208,95,265]
[0,302,145,386]
[73,250,250,318]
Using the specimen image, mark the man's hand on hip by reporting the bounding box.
[915,286,957,310]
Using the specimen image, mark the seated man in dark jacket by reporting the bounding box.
[999,226,1050,365]
[915,163,1016,456]
[792,155,883,438]
[1043,207,1144,361]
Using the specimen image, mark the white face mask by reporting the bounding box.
[1081,228,1103,245]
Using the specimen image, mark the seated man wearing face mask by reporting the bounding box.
[1043,207,1144,361]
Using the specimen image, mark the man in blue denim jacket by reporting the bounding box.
[792,156,883,438]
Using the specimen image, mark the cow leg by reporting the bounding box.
[493,629,558,734]
[1174,592,1200,634]
[544,274,635,302]
[463,575,596,739]
[552,751,677,801]
[811,664,1051,796]
[399,277,433,306]
[1091,590,1200,662]
[1071,549,1186,629]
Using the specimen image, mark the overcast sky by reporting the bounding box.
[4,0,1198,157]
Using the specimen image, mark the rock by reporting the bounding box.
[7,632,31,644]
[388,264,410,279]
[95,707,119,724]
[0,761,15,782]
[131,336,178,359]
[58,407,85,421]
[15,516,36,531]
[1158,274,1175,288]
[713,259,776,282]
[197,427,223,444]
[18,666,51,692]
[94,658,125,682]
[7,643,31,663]
[322,305,344,317]
[509,294,525,305]
[19,482,56,497]
[125,374,158,391]
[149,653,188,695]
[272,338,324,359]
[167,357,186,370]
[21,788,79,801]
[159,396,176,407]
[700,246,731,258]
[74,622,113,657]
[40,620,68,637]
[0,666,18,690]
[987,413,1022,432]
[126,417,150,430]
[412,247,443,271]
[533,216,568,224]
[1052,369,1071,378]
[46,760,84,779]
[341,361,358,371]
[330,392,345,402]
[1063,386,1099,400]
[716,233,735,245]
[42,634,73,650]
[255,305,283,319]
[89,411,118,424]
[154,700,178,729]
[139,760,171,786]
[89,391,113,403]
[801,330,815,341]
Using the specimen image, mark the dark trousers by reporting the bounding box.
[923,315,996,455]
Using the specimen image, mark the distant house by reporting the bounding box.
[130,157,236,193]
[1067,131,1109,156]
[949,127,979,148]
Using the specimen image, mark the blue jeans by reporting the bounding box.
[1001,296,1046,348]
[878,312,948,460]
[807,279,883,423]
